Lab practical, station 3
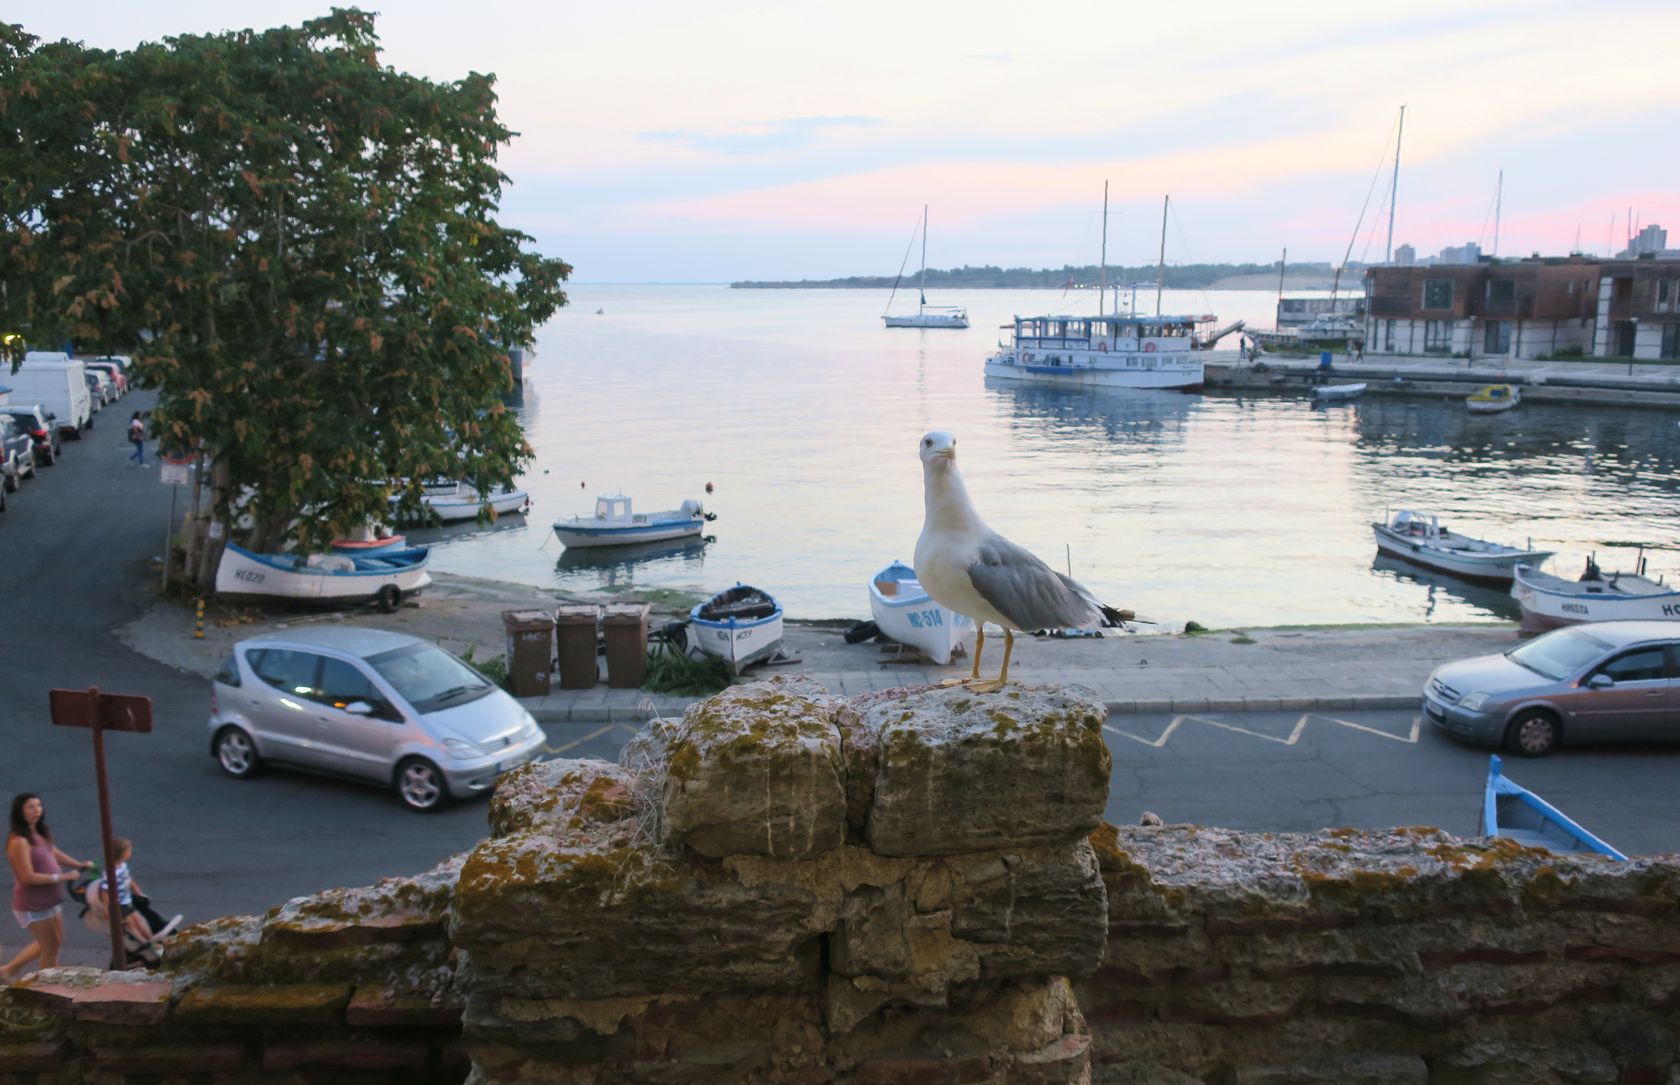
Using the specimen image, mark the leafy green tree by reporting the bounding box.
[0,9,568,568]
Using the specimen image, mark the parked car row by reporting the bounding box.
[0,353,134,516]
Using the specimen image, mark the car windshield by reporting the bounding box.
[1507,627,1614,680]
[366,642,493,713]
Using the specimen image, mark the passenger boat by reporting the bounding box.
[1467,384,1520,413]
[688,583,784,675]
[1372,509,1553,586]
[552,494,711,549]
[983,312,1241,391]
[1481,755,1626,859]
[393,483,530,525]
[1511,555,1678,633]
[215,543,431,611]
[1313,382,1366,402]
[867,560,975,665]
[1250,314,1365,354]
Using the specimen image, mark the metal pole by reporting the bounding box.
[162,487,177,594]
[87,687,127,971]
[1385,105,1405,264]
[1493,170,1502,259]
[1155,195,1168,318]
[1098,181,1109,318]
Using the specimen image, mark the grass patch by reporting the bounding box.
[598,585,704,610]
[643,643,733,695]
[1230,634,1257,645]
[461,645,511,690]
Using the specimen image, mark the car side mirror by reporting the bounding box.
[344,700,375,716]
[1586,674,1614,689]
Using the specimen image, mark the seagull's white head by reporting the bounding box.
[919,430,957,467]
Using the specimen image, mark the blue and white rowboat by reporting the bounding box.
[553,494,710,549]
[688,583,783,676]
[1482,755,1625,859]
[868,560,975,665]
[215,543,431,611]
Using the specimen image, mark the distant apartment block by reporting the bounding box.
[1622,224,1669,257]
[1393,244,1416,267]
[1363,253,1680,362]
[1434,242,1483,266]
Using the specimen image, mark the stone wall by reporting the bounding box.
[4,678,1679,1084]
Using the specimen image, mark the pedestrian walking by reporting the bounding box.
[127,412,147,467]
[1,794,93,981]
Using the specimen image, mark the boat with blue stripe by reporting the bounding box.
[552,494,712,549]
[688,583,784,676]
[868,560,974,665]
[1481,755,1626,859]
[215,543,432,611]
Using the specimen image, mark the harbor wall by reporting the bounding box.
[4,679,1679,1083]
[1207,360,1680,409]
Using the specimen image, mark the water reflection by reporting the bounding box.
[554,535,713,574]
[982,378,1195,444]
[1368,553,1522,622]
[404,513,534,551]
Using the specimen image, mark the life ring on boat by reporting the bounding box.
[1143,342,1157,353]
[1022,352,1033,363]
[1098,341,1109,352]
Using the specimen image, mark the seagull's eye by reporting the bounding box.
[923,439,932,447]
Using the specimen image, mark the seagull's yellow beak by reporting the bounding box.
[934,448,955,460]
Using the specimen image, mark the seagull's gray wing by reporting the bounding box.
[967,532,1102,631]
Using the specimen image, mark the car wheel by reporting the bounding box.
[1505,711,1559,757]
[67,426,83,441]
[395,758,448,812]
[215,727,263,778]
[2,470,14,494]
[40,446,55,467]
[375,584,402,613]
[0,482,7,512]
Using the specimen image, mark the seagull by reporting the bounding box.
[914,429,1138,692]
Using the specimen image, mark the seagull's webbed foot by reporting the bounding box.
[964,677,1009,694]
[936,676,971,688]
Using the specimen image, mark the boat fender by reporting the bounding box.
[1143,342,1157,353]
[1098,341,1108,352]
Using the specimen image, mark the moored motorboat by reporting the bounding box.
[867,560,975,665]
[688,583,783,676]
[552,494,711,549]
[1313,382,1366,402]
[215,543,431,612]
[1372,510,1553,586]
[1481,755,1626,859]
[1467,384,1520,413]
[393,483,530,525]
[1511,555,1677,633]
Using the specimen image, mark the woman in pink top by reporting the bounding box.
[1,794,92,980]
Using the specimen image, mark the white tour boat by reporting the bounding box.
[552,494,711,549]
[1512,556,1679,633]
[215,543,432,612]
[984,312,1239,391]
[882,205,968,329]
[1372,510,1554,586]
[688,584,784,675]
[867,560,975,665]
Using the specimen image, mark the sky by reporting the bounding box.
[11,1,1680,282]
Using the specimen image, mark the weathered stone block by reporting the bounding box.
[861,684,1109,856]
[171,984,352,1026]
[661,678,849,861]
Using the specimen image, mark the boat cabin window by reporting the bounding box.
[596,497,631,519]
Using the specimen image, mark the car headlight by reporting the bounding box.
[1457,692,1492,711]
[442,737,481,760]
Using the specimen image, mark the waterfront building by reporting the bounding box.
[1594,256,1680,360]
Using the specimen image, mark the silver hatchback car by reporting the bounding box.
[1423,620,1680,757]
[208,627,546,810]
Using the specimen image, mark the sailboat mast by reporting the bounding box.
[1493,170,1503,258]
[918,205,929,315]
[1385,105,1405,264]
[1277,247,1287,311]
[1099,181,1109,318]
[1155,195,1168,317]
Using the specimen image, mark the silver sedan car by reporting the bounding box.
[1423,620,1680,757]
[208,627,546,810]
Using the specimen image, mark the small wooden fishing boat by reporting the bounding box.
[553,494,711,549]
[1511,554,1677,633]
[1313,382,1366,402]
[393,483,530,525]
[1481,755,1626,859]
[215,543,431,612]
[330,529,406,554]
[1467,384,1519,413]
[688,584,784,676]
[1372,509,1553,586]
[868,560,975,665]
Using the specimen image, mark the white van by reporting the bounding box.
[12,352,93,438]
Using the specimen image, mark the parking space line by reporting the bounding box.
[542,724,617,755]
[1104,713,1421,748]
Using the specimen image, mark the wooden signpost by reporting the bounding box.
[49,688,152,970]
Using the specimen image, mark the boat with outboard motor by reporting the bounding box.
[1372,509,1553,586]
[1511,553,1677,632]
[552,494,713,549]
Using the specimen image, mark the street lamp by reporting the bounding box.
[1628,317,1639,377]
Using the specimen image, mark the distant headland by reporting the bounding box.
[731,262,1360,291]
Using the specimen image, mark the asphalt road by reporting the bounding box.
[4,403,1676,966]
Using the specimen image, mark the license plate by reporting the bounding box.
[1425,702,1445,722]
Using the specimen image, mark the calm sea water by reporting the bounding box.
[411,285,1680,628]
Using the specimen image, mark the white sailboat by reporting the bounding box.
[883,205,968,329]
